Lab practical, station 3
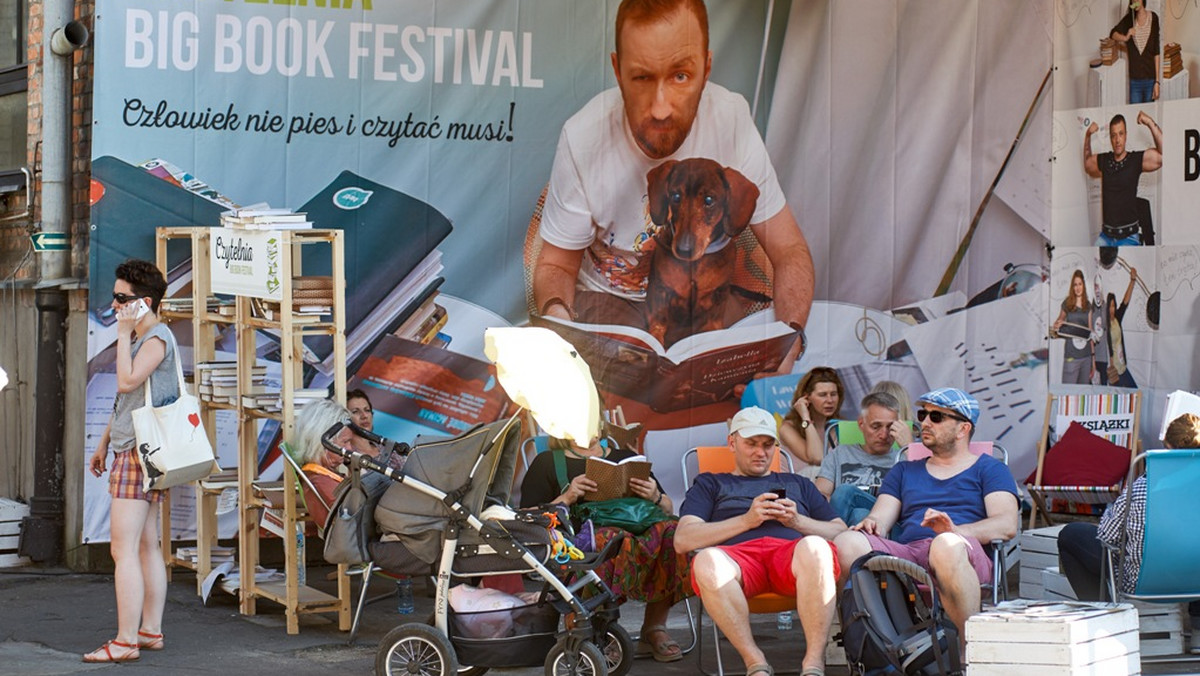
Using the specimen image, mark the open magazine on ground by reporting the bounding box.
[531,309,803,413]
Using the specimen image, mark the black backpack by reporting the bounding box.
[838,553,963,676]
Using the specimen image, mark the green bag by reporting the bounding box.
[551,450,669,535]
[572,496,669,535]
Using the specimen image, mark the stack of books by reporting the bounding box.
[1099,38,1117,66]
[176,545,235,565]
[297,171,453,376]
[393,297,448,345]
[160,296,233,316]
[196,361,268,405]
[219,204,313,230]
[243,387,328,413]
[251,276,334,323]
[1164,42,1183,79]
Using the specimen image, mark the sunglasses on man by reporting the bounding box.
[112,292,143,304]
[916,409,970,424]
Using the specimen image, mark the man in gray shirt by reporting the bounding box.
[815,392,904,525]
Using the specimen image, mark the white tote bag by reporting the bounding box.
[131,330,220,491]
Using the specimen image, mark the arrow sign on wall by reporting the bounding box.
[30,232,69,252]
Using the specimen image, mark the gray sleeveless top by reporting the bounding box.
[108,323,180,453]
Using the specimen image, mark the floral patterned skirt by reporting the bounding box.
[592,518,693,605]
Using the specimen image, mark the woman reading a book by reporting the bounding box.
[519,435,692,663]
[85,259,174,663]
[779,366,845,477]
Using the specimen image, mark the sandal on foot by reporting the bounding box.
[800,668,824,676]
[635,625,683,662]
[82,640,140,663]
[746,664,774,676]
[138,631,164,650]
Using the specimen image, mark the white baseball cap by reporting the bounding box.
[729,406,778,441]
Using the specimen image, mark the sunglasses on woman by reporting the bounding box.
[916,409,969,424]
[112,292,143,304]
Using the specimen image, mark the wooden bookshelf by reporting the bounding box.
[155,226,351,634]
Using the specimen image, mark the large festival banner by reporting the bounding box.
[83,0,1200,542]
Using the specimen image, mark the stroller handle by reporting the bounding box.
[320,421,410,477]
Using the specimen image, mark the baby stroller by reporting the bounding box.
[321,415,633,676]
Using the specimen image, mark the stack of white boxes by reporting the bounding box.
[0,498,31,568]
[1019,524,1067,599]
[965,600,1140,674]
[1041,566,1079,602]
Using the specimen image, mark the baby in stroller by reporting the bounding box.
[321,415,632,676]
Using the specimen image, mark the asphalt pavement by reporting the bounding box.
[2,562,1197,676]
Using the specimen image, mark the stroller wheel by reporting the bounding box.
[544,637,608,676]
[601,625,633,676]
[376,623,459,676]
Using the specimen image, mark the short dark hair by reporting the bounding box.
[114,258,167,313]
[1109,114,1126,132]
[615,0,709,57]
[347,388,372,410]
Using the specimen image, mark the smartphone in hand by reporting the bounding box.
[770,487,786,500]
[132,299,151,321]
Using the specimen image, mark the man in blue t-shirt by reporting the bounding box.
[677,406,846,676]
[832,388,1019,636]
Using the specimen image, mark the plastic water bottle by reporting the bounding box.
[776,610,793,631]
[295,525,306,587]
[396,576,415,614]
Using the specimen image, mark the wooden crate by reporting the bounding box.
[1130,599,1185,657]
[0,498,31,568]
[1041,566,1079,602]
[965,600,1140,675]
[1019,525,1067,599]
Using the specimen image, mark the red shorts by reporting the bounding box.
[863,534,992,584]
[109,450,162,503]
[691,537,840,598]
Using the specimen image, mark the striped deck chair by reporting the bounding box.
[1026,387,1141,528]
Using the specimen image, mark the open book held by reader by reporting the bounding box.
[585,455,651,502]
[531,309,803,413]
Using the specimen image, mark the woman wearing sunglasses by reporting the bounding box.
[84,259,174,663]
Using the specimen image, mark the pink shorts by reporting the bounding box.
[863,534,992,584]
[691,537,841,598]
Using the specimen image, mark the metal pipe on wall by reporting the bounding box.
[20,0,88,565]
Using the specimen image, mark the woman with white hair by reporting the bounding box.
[288,399,354,526]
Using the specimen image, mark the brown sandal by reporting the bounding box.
[82,640,140,663]
[138,630,164,650]
[635,625,682,662]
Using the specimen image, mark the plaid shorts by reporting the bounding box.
[109,450,162,503]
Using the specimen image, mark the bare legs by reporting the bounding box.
[110,497,166,642]
[793,537,836,672]
[691,537,835,672]
[833,530,981,635]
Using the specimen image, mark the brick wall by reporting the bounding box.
[0,0,95,282]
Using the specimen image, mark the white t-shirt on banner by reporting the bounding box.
[540,82,788,300]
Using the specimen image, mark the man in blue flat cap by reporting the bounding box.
[832,388,1019,635]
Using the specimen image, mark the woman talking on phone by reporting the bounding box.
[84,259,175,663]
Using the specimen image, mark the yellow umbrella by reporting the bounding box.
[483,327,601,445]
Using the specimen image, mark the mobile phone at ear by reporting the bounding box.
[132,299,151,320]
